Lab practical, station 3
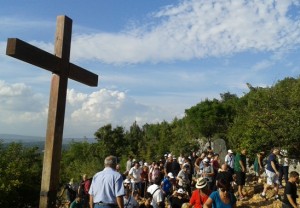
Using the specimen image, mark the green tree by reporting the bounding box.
[60,141,103,183]
[228,78,300,157]
[94,124,126,157]
[0,142,42,208]
[185,95,237,146]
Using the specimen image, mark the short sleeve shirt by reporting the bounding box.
[209,191,236,208]
[189,190,210,208]
[266,153,278,172]
[177,170,189,186]
[147,184,164,208]
[129,167,142,182]
[282,181,297,206]
[89,167,125,204]
[234,153,246,172]
[161,178,172,193]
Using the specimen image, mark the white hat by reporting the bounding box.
[195,177,207,189]
[124,179,131,184]
[144,162,148,166]
[167,172,174,178]
[203,158,209,163]
[177,188,185,194]
[228,149,233,154]
[168,153,172,158]
[164,154,168,157]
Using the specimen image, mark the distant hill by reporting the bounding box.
[0,134,97,144]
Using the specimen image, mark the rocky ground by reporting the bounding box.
[236,181,300,208]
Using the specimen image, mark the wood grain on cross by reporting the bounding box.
[6,15,98,208]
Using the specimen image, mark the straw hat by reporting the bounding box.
[195,177,207,189]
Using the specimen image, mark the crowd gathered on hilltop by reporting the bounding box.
[63,146,299,208]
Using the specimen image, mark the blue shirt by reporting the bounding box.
[266,153,278,173]
[89,167,125,204]
[161,177,172,194]
[209,191,236,208]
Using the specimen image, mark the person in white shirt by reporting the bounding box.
[147,178,164,208]
[178,153,185,168]
[225,149,235,175]
[129,161,142,196]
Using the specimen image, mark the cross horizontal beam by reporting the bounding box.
[6,38,98,86]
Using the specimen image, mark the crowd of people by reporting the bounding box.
[63,146,299,208]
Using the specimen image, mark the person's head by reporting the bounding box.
[82,174,87,181]
[183,164,190,172]
[167,172,174,179]
[241,149,247,155]
[207,152,214,159]
[143,165,148,172]
[123,178,132,190]
[104,155,117,169]
[203,158,210,166]
[176,188,185,196]
[289,171,299,183]
[227,149,233,155]
[116,164,121,172]
[221,163,228,171]
[195,177,207,190]
[217,178,231,197]
[273,148,280,155]
[213,153,219,160]
[200,152,206,158]
[154,177,161,185]
[134,161,140,168]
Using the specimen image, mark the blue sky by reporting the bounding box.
[1,0,300,138]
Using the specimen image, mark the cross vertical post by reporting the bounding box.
[6,15,98,208]
[39,16,72,208]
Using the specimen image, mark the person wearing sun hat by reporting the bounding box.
[169,188,189,208]
[189,177,212,208]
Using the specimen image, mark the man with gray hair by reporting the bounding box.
[89,156,125,208]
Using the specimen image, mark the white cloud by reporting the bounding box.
[65,88,168,136]
[0,80,45,111]
[0,81,48,135]
[0,80,174,137]
[69,0,300,64]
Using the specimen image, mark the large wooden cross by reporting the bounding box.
[6,15,98,208]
